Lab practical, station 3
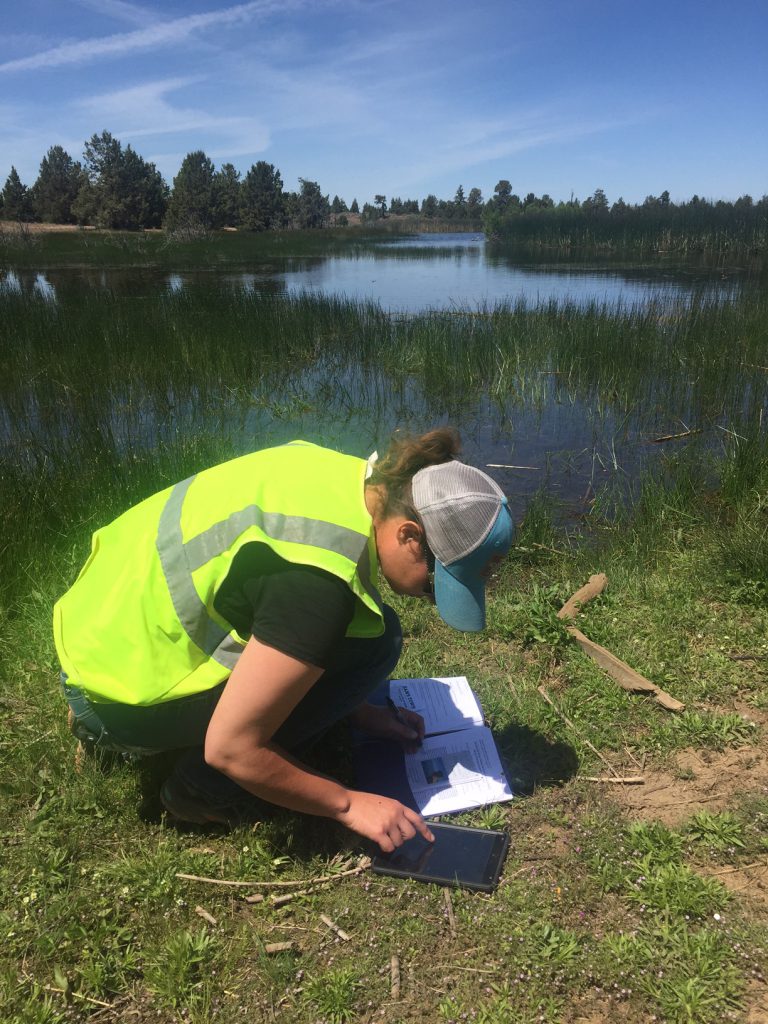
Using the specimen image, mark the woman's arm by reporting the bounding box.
[204,635,433,852]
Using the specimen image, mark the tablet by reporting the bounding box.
[371,822,509,892]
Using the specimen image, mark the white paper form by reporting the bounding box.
[403,727,514,816]
[389,676,483,736]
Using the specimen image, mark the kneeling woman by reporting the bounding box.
[54,428,513,852]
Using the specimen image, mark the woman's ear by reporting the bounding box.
[397,519,424,548]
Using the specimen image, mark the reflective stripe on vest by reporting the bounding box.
[156,473,382,671]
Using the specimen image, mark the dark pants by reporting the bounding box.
[64,605,402,801]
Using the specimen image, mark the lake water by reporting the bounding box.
[0,232,744,311]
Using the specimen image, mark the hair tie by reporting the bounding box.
[365,450,379,479]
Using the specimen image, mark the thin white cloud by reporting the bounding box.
[76,78,270,172]
[0,0,292,74]
[73,0,157,28]
[400,112,654,188]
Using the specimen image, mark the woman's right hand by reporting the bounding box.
[336,790,434,853]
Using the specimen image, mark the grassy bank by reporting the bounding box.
[0,223,417,270]
[1,438,767,1023]
[1,289,767,1022]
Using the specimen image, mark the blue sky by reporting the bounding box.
[1,0,766,207]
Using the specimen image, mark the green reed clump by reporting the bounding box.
[2,286,767,607]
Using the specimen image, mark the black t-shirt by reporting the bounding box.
[212,542,357,669]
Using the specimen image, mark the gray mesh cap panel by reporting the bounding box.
[412,462,505,565]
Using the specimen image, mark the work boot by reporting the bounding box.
[160,749,272,827]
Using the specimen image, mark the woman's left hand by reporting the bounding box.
[351,702,425,753]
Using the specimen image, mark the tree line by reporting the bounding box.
[0,133,346,232]
[1,133,765,251]
[482,182,767,252]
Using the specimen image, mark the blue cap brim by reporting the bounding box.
[433,504,514,632]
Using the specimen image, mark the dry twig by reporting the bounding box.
[44,987,111,1008]
[264,941,297,954]
[578,775,645,784]
[710,861,767,877]
[650,428,702,443]
[390,956,401,999]
[194,905,218,926]
[557,574,684,712]
[320,914,351,941]
[271,893,295,908]
[442,887,457,937]
[176,856,370,891]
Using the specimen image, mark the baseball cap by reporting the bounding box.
[412,461,514,631]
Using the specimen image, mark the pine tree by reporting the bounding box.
[295,178,330,229]
[74,131,167,229]
[212,163,242,228]
[31,146,84,223]
[166,151,216,229]
[241,161,284,231]
[1,166,32,221]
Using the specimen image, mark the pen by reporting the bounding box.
[386,696,408,728]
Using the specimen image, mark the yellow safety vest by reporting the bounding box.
[53,441,384,705]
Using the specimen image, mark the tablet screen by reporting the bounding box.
[371,823,508,891]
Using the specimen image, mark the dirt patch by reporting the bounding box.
[615,745,768,826]
[518,823,572,860]
[735,699,768,728]
[0,219,92,232]
[700,860,768,908]
[746,981,768,1024]
[564,994,633,1023]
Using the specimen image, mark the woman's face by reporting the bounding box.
[375,518,433,599]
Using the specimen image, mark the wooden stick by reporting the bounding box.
[531,542,565,555]
[650,428,702,443]
[538,686,621,778]
[558,575,685,712]
[271,893,295,908]
[709,861,766,877]
[320,914,351,941]
[390,956,401,1000]
[486,463,541,470]
[244,893,265,904]
[578,775,645,784]
[264,941,297,954]
[44,987,111,1008]
[178,873,271,888]
[442,888,457,937]
[557,573,608,620]
[194,905,218,926]
[566,626,685,711]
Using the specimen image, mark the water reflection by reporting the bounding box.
[33,273,56,301]
[0,269,22,294]
[1,233,744,311]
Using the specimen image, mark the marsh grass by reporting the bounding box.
[1,282,768,1021]
[2,285,766,607]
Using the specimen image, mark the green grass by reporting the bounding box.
[2,281,768,1020]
